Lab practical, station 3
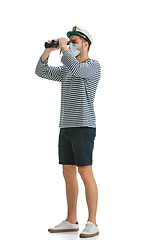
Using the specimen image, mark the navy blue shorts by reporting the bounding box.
[58,127,96,166]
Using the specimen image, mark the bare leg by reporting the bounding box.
[78,166,98,226]
[63,165,78,224]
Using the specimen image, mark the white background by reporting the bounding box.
[0,0,160,240]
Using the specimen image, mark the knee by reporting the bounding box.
[78,166,93,183]
[63,165,77,181]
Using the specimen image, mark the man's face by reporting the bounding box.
[70,35,84,51]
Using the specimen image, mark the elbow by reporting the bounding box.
[35,67,42,78]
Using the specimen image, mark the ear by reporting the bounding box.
[84,41,89,49]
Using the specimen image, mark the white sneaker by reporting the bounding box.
[80,221,99,238]
[48,220,79,233]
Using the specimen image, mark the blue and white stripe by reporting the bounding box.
[35,50,101,128]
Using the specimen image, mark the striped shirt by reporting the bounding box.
[35,50,101,128]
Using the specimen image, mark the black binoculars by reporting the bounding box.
[45,40,70,48]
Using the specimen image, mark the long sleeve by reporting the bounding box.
[35,51,101,128]
[35,57,63,82]
[61,50,100,80]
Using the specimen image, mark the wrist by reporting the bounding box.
[41,50,50,63]
[61,45,68,54]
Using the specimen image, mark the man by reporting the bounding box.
[35,26,101,238]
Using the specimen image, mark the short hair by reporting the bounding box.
[80,37,91,52]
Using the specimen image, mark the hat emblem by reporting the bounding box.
[72,26,76,32]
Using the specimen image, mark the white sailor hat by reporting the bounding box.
[67,26,93,46]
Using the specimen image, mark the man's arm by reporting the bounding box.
[35,41,63,82]
[61,50,100,80]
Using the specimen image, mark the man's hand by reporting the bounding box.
[41,40,60,63]
[58,38,68,54]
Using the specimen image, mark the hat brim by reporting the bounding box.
[67,31,81,39]
[67,31,92,46]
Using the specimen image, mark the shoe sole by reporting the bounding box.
[48,228,79,233]
[80,231,99,238]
